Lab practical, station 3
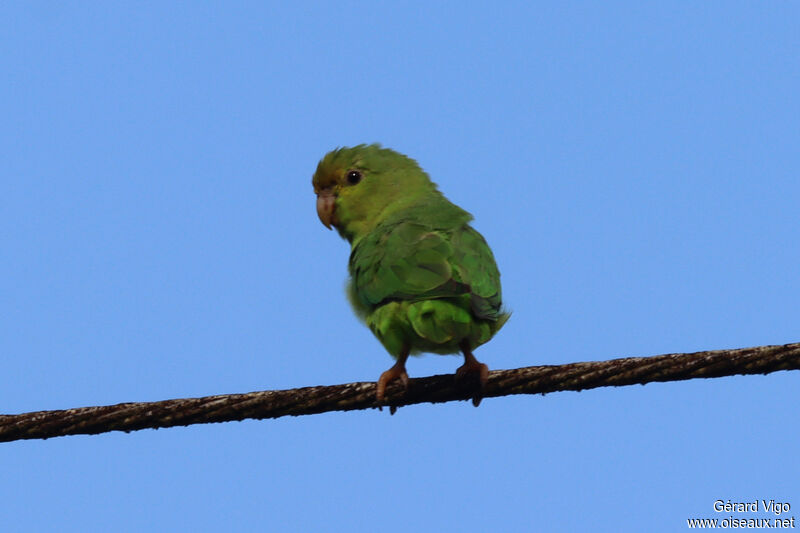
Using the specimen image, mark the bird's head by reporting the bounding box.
[312,144,436,243]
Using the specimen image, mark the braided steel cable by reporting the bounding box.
[1,342,798,443]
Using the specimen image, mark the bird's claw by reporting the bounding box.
[455,359,489,407]
[376,365,409,403]
[455,360,489,385]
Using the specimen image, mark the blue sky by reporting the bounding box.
[2,2,798,531]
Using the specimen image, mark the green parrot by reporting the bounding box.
[312,144,509,402]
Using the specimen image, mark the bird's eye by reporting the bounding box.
[346,170,362,185]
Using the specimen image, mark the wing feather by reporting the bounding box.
[350,220,503,320]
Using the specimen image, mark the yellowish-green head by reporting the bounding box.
[312,144,437,242]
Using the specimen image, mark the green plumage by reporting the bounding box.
[313,144,509,361]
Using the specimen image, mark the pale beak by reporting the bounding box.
[316,189,336,229]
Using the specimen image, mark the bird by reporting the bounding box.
[312,144,509,404]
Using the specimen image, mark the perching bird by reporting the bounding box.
[312,144,509,403]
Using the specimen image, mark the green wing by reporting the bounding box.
[350,220,504,321]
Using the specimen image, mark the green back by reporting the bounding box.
[349,193,504,322]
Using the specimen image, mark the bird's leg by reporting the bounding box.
[456,341,489,406]
[376,346,410,403]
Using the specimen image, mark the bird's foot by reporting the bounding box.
[376,363,409,403]
[455,350,489,407]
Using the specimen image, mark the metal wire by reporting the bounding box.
[1,342,797,443]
